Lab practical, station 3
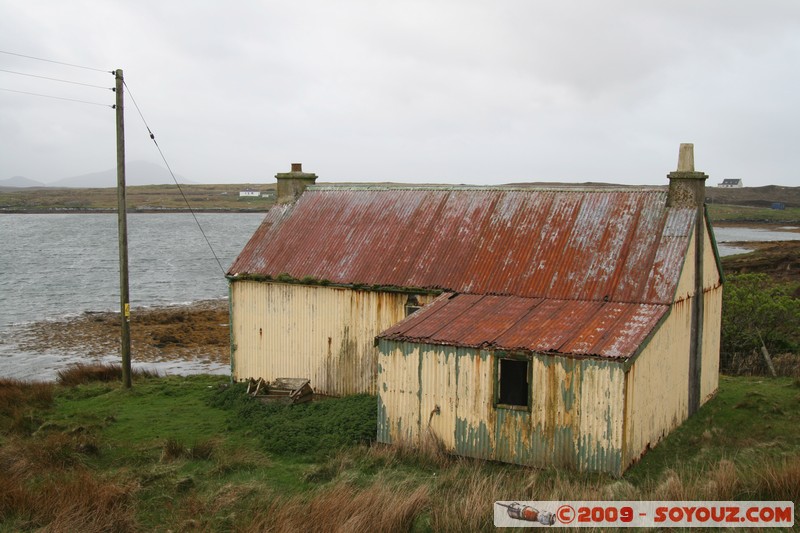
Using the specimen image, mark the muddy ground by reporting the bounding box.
[14,300,230,367]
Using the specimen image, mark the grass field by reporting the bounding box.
[1,369,798,531]
[707,203,800,223]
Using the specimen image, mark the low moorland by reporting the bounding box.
[1,368,798,532]
[0,183,275,212]
[1,183,799,221]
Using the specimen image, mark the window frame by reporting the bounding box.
[493,352,532,412]
[404,294,423,317]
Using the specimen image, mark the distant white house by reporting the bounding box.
[239,189,261,197]
[718,178,743,188]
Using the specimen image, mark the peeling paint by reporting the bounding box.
[230,281,435,396]
[379,339,626,474]
[456,418,493,458]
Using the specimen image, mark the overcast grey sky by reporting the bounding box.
[1,1,798,186]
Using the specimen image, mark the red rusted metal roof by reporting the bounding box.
[229,186,694,306]
[378,292,667,359]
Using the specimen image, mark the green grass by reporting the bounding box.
[52,376,230,460]
[25,375,293,530]
[2,372,798,531]
[210,384,377,460]
[627,376,800,482]
[708,203,800,223]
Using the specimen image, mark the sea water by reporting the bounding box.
[713,225,800,256]
[0,212,265,380]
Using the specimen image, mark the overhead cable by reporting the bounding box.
[0,68,113,90]
[122,79,227,276]
[0,50,111,73]
[0,87,113,108]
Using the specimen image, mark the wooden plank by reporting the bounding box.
[273,377,310,390]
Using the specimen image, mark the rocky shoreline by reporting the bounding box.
[12,300,230,368]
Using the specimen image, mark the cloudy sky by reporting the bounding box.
[1,1,798,187]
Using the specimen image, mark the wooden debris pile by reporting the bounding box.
[246,377,313,404]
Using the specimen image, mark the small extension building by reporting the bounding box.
[227,146,723,475]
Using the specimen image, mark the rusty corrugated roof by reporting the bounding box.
[229,187,694,306]
[378,292,667,359]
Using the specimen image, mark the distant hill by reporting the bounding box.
[46,160,189,188]
[707,184,800,208]
[0,176,46,188]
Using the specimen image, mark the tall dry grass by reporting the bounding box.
[0,470,137,532]
[252,448,798,532]
[701,459,741,500]
[772,353,800,378]
[430,462,514,532]
[56,362,160,386]
[0,377,54,434]
[240,479,430,533]
[0,435,137,532]
[1,434,795,531]
[725,352,800,378]
[362,431,453,470]
[751,456,800,503]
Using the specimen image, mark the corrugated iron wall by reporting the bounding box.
[701,224,723,404]
[377,340,626,474]
[623,218,722,469]
[703,218,723,290]
[623,298,692,468]
[230,281,435,396]
[701,285,723,403]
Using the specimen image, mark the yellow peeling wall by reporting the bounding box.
[623,298,692,467]
[703,221,723,290]
[701,219,723,403]
[701,285,722,403]
[622,217,722,468]
[377,342,627,474]
[700,219,723,405]
[230,281,434,396]
[673,219,723,297]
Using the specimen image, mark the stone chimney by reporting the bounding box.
[275,163,317,204]
[666,143,710,417]
[666,143,708,208]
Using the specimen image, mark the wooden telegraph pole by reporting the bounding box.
[115,69,132,388]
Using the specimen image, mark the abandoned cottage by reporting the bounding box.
[227,146,723,475]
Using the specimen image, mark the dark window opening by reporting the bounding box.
[405,294,422,317]
[498,358,529,407]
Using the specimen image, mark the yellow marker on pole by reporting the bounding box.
[124,303,130,321]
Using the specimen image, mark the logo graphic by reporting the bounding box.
[556,504,575,524]
[496,502,556,526]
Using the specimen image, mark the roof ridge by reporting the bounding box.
[306,185,667,193]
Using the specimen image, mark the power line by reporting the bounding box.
[0,68,113,90]
[0,50,111,74]
[0,87,113,108]
[122,79,228,276]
